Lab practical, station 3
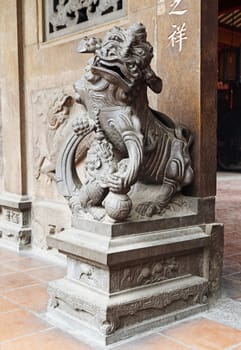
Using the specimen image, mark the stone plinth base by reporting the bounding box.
[0,193,32,250]
[48,276,208,346]
[46,200,223,346]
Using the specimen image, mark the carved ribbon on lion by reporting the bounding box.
[56,23,194,221]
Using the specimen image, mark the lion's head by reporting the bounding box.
[90,23,162,93]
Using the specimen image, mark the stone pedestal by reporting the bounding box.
[0,193,32,250]
[47,195,223,347]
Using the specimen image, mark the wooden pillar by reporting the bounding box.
[156,0,218,197]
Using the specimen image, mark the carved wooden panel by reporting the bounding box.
[44,0,127,41]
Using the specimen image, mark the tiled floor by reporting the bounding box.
[0,172,241,349]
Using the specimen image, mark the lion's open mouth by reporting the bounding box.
[99,62,128,82]
[91,57,133,92]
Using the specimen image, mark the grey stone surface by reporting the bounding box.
[47,224,211,266]
[47,220,223,345]
[47,275,209,346]
[70,194,215,237]
[205,297,241,331]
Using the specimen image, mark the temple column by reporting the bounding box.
[0,0,31,249]
[157,0,218,198]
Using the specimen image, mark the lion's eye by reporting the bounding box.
[136,48,145,56]
[110,35,122,42]
[127,62,135,69]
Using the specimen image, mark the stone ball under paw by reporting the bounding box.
[104,192,132,221]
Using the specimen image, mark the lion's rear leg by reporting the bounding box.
[136,139,191,217]
[135,179,178,217]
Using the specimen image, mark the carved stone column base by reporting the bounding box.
[46,205,223,346]
[0,193,32,250]
[47,276,208,346]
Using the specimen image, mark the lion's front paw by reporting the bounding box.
[106,174,124,193]
[135,201,164,217]
[135,202,157,217]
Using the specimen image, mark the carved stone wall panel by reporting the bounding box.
[31,85,91,199]
[44,0,127,41]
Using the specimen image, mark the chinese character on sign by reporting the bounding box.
[169,0,187,15]
[168,23,187,52]
[168,0,188,52]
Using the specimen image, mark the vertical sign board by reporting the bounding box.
[157,0,218,197]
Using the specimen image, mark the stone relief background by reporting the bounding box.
[31,85,90,249]
[31,85,91,194]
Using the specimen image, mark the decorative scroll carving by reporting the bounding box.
[48,278,208,336]
[56,23,194,221]
[45,0,126,40]
[111,282,208,331]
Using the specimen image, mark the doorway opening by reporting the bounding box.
[217,1,241,170]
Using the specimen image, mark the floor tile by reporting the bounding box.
[0,272,40,293]
[28,265,66,282]
[6,257,53,272]
[1,328,94,350]
[0,309,51,342]
[0,263,17,275]
[0,249,23,262]
[0,297,19,313]
[115,333,190,349]
[224,242,241,257]
[223,262,241,276]
[228,272,241,281]
[225,254,241,265]
[3,283,49,313]
[164,318,241,350]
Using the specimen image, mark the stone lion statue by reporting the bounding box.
[56,23,194,221]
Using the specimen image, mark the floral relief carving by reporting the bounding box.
[112,257,180,291]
